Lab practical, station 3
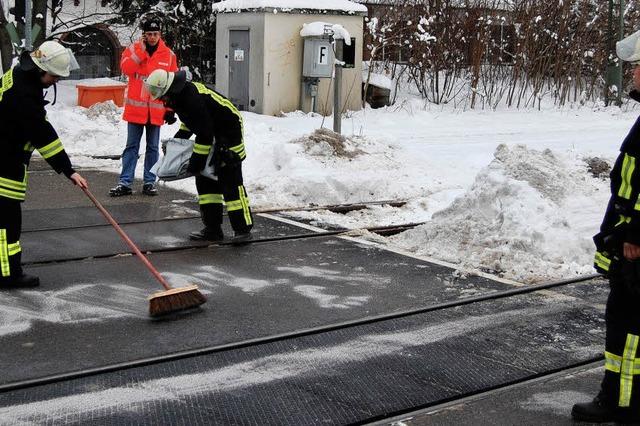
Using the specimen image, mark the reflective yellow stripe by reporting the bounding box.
[194,82,245,148]
[616,215,632,226]
[240,186,252,225]
[7,242,20,256]
[0,176,26,191]
[179,122,190,132]
[226,200,243,211]
[24,142,34,152]
[619,334,639,407]
[193,143,211,155]
[0,187,26,201]
[229,143,246,159]
[595,252,611,271]
[199,194,224,205]
[37,138,64,159]
[0,230,9,277]
[226,186,252,225]
[0,69,14,102]
[618,154,636,200]
[606,351,622,373]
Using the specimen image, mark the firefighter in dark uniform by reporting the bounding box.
[0,41,88,288]
[144,69,252,243]
[571,66,640,424]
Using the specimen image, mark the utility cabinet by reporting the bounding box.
[302,38,334,78]
[214,0,367,116]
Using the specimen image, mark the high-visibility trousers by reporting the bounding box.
[0,197,22,279]
[601,273,640,412]
[195,164,253,234]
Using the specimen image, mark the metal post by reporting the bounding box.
[606,0,624,106]
[333,40,343,135]
[24,0,32,50]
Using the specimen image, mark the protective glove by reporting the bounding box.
[164,110,177,125]
[187,153,207,174]
[217,147,243,167]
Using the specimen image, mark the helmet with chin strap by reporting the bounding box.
[144,69,190,100]
[30,40,79,77]
[144,70,175,100]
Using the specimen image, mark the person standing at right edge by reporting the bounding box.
[571,53,640,423]
[144,69,253,244]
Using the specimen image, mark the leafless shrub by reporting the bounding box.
[363,0,640,109]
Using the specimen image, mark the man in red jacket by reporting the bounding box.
[110,18,178,197]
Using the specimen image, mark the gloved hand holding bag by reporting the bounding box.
[186,153,207,174]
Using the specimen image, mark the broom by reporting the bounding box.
[81,187,206,317]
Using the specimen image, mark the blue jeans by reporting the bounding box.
[118,122,160,187]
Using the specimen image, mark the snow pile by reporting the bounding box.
[83,100,121,124]
[363,71,392,89]
[293,127,364,158]
[389,144,608,283]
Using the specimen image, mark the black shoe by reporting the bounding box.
[572,395,640,423]
[189,228,224,242]
[0,274,40,289]
[109,184,132,197]
[142,183,158,196]
[231,231,252,245]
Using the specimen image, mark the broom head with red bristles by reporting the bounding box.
[148,284,207,317]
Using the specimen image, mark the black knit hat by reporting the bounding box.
[141,19,161,32]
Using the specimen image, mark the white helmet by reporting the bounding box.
[144,70,175,99]
[617,30,640,63]
[30,40,79,77]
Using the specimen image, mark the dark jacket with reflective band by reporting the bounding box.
[0,65,74,202]
[595,90,640,273]
[168,81,245,162]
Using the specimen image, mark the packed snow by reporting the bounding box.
[212,0,368,13]
[48,79,636,284]
[300,21,352,43]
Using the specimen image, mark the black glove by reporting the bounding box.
[187,154,207,174]
[216,147,242,167]
[164,110,177,125]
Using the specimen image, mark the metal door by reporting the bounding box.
[229,30,250,110]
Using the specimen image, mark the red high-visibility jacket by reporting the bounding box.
[120,39,178,125]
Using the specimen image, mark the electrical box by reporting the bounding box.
[302,38,334,78]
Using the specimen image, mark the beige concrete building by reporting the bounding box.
[213,0,367,116]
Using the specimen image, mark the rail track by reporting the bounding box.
[2,198,606,424]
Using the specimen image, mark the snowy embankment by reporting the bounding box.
[49,79,636,283]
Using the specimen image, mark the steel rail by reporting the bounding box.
[22,199,408,233]
[0,273,602,393]
[22,222,425,267]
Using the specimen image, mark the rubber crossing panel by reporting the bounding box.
[0,236,516,385]
[0,282,606,425]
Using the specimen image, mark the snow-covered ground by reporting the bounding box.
[50,78,637,284]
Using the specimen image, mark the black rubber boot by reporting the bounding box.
[190,205,223,241]
[189,227,224,241]
[0,273,40,289]
[230,231,252,245]
[572,395,640,424]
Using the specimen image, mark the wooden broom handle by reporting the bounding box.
[81,187,172,290]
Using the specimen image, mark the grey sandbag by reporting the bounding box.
[151,138,217,181]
